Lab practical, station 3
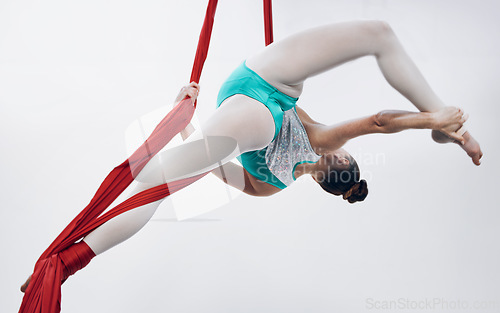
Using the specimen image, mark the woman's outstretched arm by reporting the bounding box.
[249,20,482,165]
[315,107,467,151]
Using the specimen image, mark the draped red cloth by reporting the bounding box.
[263,0,274,46]
[19,0,274,312]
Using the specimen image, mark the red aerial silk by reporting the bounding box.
[263,0,274,46]
[19,0,273,312]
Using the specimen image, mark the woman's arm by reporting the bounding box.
[317,107,467,151]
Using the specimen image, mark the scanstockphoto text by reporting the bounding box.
[365,297,499,311]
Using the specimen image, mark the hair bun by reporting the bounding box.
[343,179,368,204]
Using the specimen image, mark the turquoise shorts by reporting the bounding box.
[216,61,299,189]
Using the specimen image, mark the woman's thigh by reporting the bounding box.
[247,20,389,89]
[199,95,275,151]
[134,95,275,185]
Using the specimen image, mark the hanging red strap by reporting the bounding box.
[19,1,218,313]
[263,0,274,45]
[191,0,219,87]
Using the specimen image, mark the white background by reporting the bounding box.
[2,0,499,312]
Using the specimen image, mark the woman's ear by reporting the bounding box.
[341,157,350,166]
[334,154,350,166]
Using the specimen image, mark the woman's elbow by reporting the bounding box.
[373,112,391,133]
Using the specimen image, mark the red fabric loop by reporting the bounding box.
[21,242,96,313]
[59,241,96,282]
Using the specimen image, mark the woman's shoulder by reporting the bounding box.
[295,105,325,152]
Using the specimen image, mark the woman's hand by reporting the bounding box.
[431,106,468,144]
[174,82,200,104]
[174,82,199,140]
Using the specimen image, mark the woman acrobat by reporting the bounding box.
[21,20,482,293]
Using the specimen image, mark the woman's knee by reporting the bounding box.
[364,20,393,37]
[360,20,396,55]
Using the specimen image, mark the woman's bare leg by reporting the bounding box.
[83,95,275,255]
[21,93,275,291]
[247,20,482,164]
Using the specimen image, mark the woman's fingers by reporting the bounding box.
[174,83,200,104]
[185,82,200,97]
[188,81,200,90]
[447,130,465,145]
[435,106,469,145]
[461,113,469,124]
[456,125,467,136]
[449,107,468,126]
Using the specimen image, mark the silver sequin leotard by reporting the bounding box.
[265,108,322,187]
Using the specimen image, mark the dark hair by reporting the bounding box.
[317,156,368,204]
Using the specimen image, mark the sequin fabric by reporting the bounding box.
[265,108,322,186]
